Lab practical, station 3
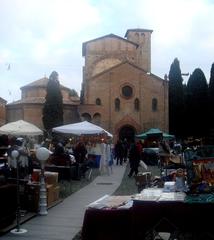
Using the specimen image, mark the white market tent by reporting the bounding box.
[0,120,43,136]
[52,121,113,138]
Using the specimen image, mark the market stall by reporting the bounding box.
[0,121,47,222]
[136,128,175,142]
[82,189,214,240]
[0,120,43,171]
[0,120,43,136]
[82,148,214,240]
[52,121,113,171]
[0,120,43,180]
[184,146,214,194]
[52,121,112,137]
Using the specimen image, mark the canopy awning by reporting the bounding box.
[52,121,113,138]
[0,120,43,136]
[136,128,175,140]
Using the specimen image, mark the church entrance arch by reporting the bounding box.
[119,125,136,143]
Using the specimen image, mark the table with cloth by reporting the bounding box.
[82,195,132,240]
[82,194,214,240]
[132,200,214,239]
[82,208,132,240]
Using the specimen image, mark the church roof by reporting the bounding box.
[0,97,7,104]
[6,97,79,106]
[82,33,138,56]
[20,77,70,91]
[124,28,153,37]
[89,60,164,82]
[7,97,45,105]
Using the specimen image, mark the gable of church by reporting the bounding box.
[80,29,168,140]
[82,33,138,56]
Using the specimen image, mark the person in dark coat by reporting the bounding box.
[128,142,141,177]
[123,138,129,163]
[73,142,88,179]
[114,140,124,165]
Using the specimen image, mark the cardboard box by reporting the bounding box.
[47,184,55,207]
[45,172,58,186]
[32,169,58,186]
[53,185,60,202]
[26,182,59,210]
[135,172,152,186]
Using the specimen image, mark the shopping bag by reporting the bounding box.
[139,160,148,170]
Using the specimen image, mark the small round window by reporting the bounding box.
[122,85,133,98]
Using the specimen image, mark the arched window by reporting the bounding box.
[93,113,101,125]
[135,32,140,42]
[115,98,120,111]
[134,98,140,111]
[95,98,101,105]
[81,113,92,122]
[152,98,158,112]
[122,85,133,98]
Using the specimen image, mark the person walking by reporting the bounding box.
[128,141,141,177]
[123,138,129,163]
[114,140,124,165]
[107,142,114,175]
[100,139,108,175]
[73,142,88,179]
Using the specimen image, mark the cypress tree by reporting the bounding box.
[168,58,184,138]
[208,63,214,141]
[42,71,63,135]
[186,68,208,138]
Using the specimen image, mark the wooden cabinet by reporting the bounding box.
[25,183,40,212]
[0,184,17,229]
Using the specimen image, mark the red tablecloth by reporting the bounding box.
[132,200,214,239]
[82,208,132,240]
[82,201,214,240]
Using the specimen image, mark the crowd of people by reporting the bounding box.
[0,135,33,182]
[41,137,154,180]
[114,139,145,177]
[0,132,187,184]
[42,137,115,179]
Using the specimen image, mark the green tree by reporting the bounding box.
[186,68,208,138]
[208,63,214,141]
[168,58,184,138]
[42,71,63,135]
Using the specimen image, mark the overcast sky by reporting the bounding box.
[0,0,214,103]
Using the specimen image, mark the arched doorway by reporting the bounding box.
[119,125,136,142]
[81,113,92,122]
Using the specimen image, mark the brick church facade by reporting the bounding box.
[3,28,168,141]
[78,29,168,141]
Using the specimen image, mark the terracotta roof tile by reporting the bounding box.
[7,97,78,106]
[21,77,70,90]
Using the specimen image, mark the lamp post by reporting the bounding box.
[36,147,50,216]
[10,150,27,234]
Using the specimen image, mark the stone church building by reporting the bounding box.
[4,28,168,141]
[6,77,80,129]
[78,28,168,141]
